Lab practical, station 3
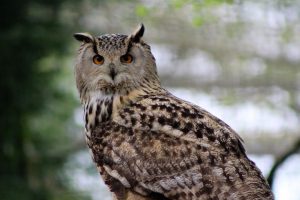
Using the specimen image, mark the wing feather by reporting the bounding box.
[91,122,263,199]
[90,94,273,199]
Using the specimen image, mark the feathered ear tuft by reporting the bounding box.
[130,23,145,43]
[73,33,95,43]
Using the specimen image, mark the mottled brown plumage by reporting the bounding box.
[73,24,274,200]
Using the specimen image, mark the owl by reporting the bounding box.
[73,24,274,200]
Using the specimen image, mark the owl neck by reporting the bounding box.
[83,92,113,135]
[83,82,166,134]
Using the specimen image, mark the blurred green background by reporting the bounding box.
[1,0,299,199]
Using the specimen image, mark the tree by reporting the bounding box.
[0,1,88,199]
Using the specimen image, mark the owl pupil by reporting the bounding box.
[120,54,133,63]
[93,55,104,65]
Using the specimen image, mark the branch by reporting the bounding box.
[267,138,300,188]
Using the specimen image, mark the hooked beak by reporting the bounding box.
[109,63,116,80]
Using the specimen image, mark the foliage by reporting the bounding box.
[135,0,234,27]
[0,0,89,199]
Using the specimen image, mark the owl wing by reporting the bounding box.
[90,121,271,200]
[90,93,273,199]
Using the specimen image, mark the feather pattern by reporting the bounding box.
[87,93,273,200]
[74,25,274,200]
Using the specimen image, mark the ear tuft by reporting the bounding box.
[73,33,94,43]
[130,23,145,43]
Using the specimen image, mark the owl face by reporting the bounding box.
[74,24,159,99]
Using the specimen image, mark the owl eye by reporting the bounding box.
[120,54,133,64]
[93,55,104,65]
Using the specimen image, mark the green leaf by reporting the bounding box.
[135,5,149,17]
[204,0,233,7]
[171,0,186,9]
[192,16,205,27]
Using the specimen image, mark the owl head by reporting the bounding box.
[74,24,160,101]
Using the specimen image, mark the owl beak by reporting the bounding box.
[109,63,116,80]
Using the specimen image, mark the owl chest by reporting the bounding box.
[84,96,114,138]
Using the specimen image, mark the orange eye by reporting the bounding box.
[120,54,133,64]
[93,55,104,65]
